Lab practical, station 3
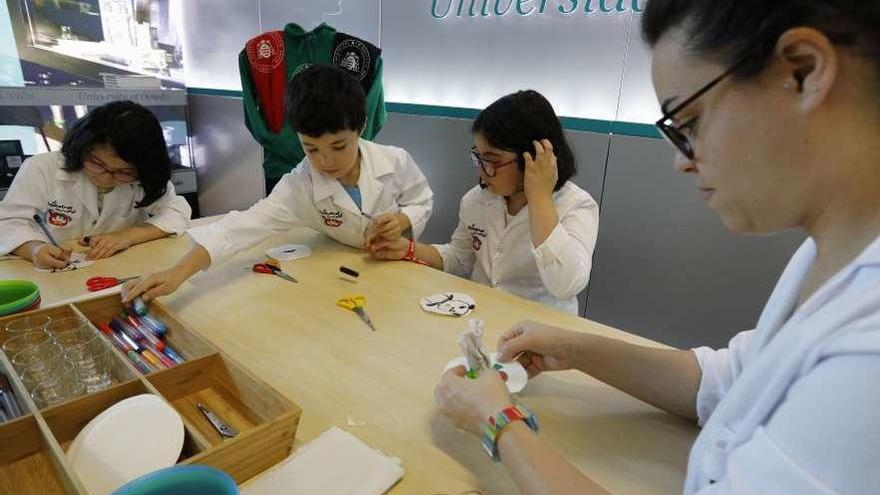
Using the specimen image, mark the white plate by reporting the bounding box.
[34,252,94,272]
[266,244,311,262]
[68,394,184,495]
[443,352,528,393]
[420,292,476,317]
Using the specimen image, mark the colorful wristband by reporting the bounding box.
[403,238,430,266]
[481,404,539,462]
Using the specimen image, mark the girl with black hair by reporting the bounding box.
[0,101,191,269]
[369,90,599,315]
[432,1,880,493]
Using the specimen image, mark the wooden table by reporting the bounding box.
[0,225,698,494]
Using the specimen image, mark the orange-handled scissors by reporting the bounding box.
[86,276,139,292]
[336,295,376,332]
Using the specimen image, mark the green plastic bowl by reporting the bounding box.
[0,280,41,317]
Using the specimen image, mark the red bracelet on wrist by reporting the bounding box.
[403,238,430,266]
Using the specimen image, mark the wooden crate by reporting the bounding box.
[0,294,302,494]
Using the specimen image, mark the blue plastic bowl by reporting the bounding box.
[110,465,239,495]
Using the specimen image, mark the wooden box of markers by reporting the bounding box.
[0,294,302,494]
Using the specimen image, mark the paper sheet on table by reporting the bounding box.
[241,426,404,495]
[33,252,94,272]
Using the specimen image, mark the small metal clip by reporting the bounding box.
[197,403,238,438]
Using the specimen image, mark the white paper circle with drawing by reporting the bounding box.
[420,292,476,317]
[443,352,528,393]
[33,252,94,272]
[266,244,311,261]
[68,394,184,495]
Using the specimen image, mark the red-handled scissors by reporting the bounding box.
[252,262,298,283]
[86,276,139,292]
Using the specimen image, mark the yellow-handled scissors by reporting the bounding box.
[336,295,376,332]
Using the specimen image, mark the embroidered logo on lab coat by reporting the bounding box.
[320,209,344,227]
[47,200,76,227]
[467,223,487,252]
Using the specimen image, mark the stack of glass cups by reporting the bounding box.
[5,315,52,336]
[3,330,52,358]
[9,335,80,409]
[4,315,113,409]
[4,316,60,409]
[45,317,113,395]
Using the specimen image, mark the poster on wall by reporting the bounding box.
[3,0,185,88]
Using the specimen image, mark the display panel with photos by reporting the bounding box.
[5,0,184,88]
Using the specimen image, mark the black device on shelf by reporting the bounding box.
[0,140,25,178]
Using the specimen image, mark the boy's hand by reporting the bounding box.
[368,236,410,261]
[364,213,410,250]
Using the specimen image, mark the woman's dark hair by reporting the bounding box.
[642,0,880,84]
[61,100,171,208]
[472,90,576,191]
[286,64,367,137]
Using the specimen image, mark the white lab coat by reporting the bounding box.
[686,236,880,494]
[0,151,191,255]
[434,182,598,315]
[189,139,433,266]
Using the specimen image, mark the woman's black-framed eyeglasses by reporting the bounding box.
[655,52,753,160]
[469,146,517,178]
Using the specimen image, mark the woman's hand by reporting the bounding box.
[497,320,581,378]
[435,366,515,434]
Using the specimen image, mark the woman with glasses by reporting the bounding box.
[0,101,191,269]
[369,90,598,315]
[432,1,880,494]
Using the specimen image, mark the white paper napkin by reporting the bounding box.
[242,426,404,495]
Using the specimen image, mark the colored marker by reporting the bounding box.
[98,323,132,352]
[100,322,155,373]
[340,266,359,278]
[132,297,148,316]
[162,345,185,365]
[127,350,154,374]
[0,375,22,419]
[109,320,142,353]
[112,317,144,342]
[140,314,167,335]
[143,340,175,368]
[140,348,167,369]
[127,315,165,351]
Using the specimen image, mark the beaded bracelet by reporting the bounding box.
[481,404,539,462]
